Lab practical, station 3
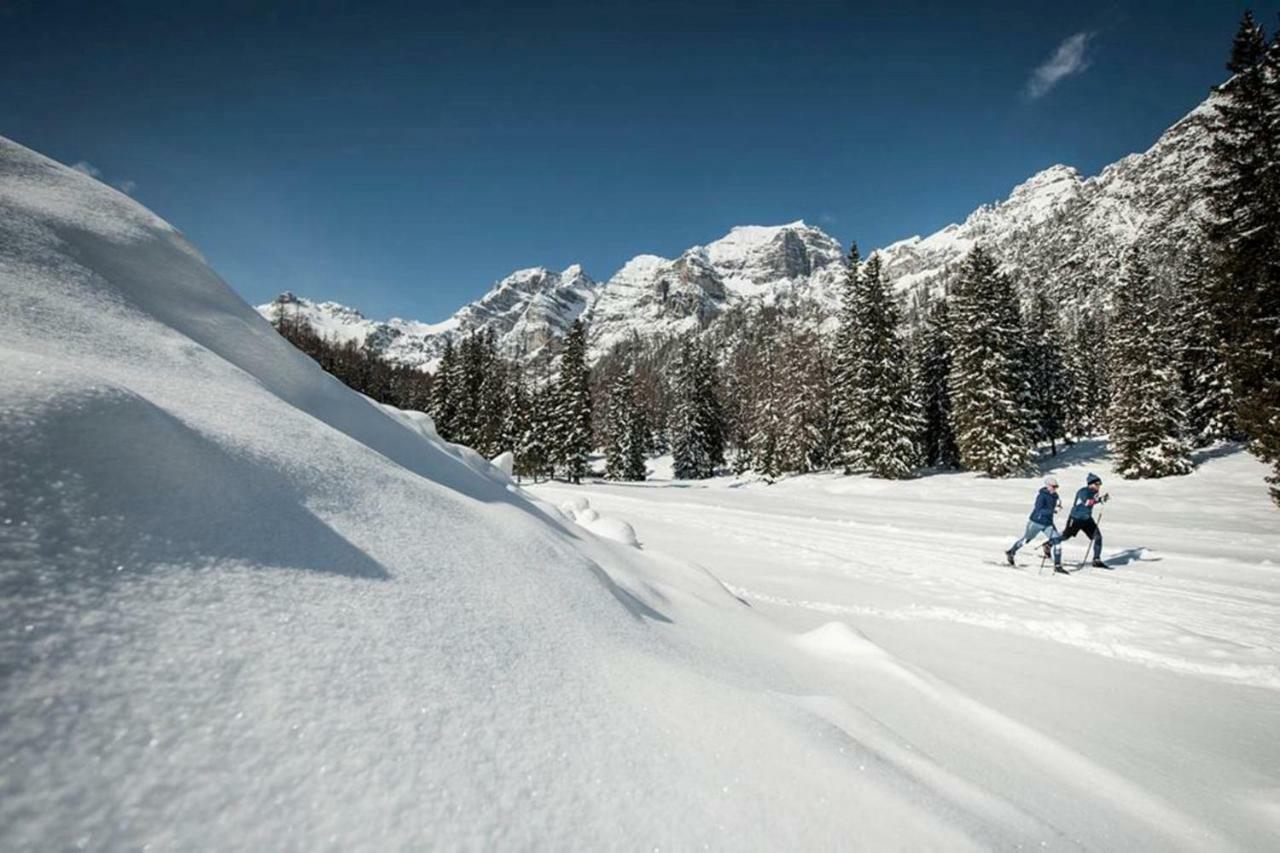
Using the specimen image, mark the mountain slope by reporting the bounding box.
[262,88,1220,366]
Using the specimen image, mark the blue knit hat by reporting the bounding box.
[1086,472,1102,485]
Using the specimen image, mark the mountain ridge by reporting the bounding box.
[259,87,1220,369]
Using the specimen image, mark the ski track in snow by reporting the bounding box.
[535,475,1280,691]
[533,460,1280,850]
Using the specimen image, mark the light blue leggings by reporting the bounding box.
[1009,521,1062,563]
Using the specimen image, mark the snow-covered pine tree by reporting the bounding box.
[694,342,728,472]
[667,339,727,480]
[914,296,960,469]
[554,319,592,483]
[476,329,509,457]
[431,337,458,441]
[846,252,920,478]
[1107,249,1194,478]
[948,245,1033,477]
[723,337,756,475]
[604,364,647,481]
[1173,242,1237,446]
[624,397,648,482]
[832,242,862,472]
[1023,291,1074,454]
[777,330,828,473]
[524,381,557,482]
[451,333,482,448]
[1063,308,1109,436]
[1208,12,1280,503]
[603,369,628,480]
[670,340,712,479]
[503,370,532,480]
[749,335,784,483]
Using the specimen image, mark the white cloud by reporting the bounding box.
[114,179,138,195]
[1026,32,1094,100]
[70,160,102,178]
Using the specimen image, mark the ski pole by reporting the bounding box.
[1089,505,1105,573]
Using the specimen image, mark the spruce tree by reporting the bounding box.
[525,382,557,483]
[832,242,863,471]
[949,245,1033,477]
[1107,250,1194,478]
[503,371,532,480]
[667,339,727,479]
[670,340,711,479]
[1024,291,1074,454]
[1173,242,1237,445]
[777,330,830,473]
[624,392,649,481]
[554,319,593,483]
[1063,308,1109,436]
[432,338,458,440]
[846,253,920,478]
[604,364,647,481]
[1208,12,1280,503]
[915,296,960,468]
[749,336,784,483]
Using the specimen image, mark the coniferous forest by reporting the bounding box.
[271,11,1280,504]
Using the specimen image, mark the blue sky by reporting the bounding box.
[1,1,1272,320]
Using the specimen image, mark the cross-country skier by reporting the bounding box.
[1005,476,1065,572]
[1062,472,1109,568]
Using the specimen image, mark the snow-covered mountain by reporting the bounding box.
[876,98,1217,303]
[262,89,1219,367]
[588,221,845,354]
[266,263,597,370]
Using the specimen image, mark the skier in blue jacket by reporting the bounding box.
[1005,476,1065,573]
[1063,472,1109,568]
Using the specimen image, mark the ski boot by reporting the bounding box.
[1091,559,1109,569]
[1053,564,1070,575]
[1005,549,1017,566]
[1041,542,1053,560]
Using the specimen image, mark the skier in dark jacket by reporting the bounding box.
[1005,476,1065,573]
[1062,472,1109,568]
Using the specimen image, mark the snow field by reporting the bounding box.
[532,445,1280,850]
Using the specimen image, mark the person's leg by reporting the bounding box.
[1062,518,1079,541]
[1009,521,1044,554]
[1048,526,1063,565]
[1085,519,1103,559]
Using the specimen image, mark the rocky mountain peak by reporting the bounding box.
[259,86,1223,371]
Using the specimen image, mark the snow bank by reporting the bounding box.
[560,497,641,548]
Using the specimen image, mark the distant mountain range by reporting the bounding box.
[260,87,1218,370]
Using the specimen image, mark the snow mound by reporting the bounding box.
[560,497,641,548]
[795,621,890,662]
[490,449,514,476]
